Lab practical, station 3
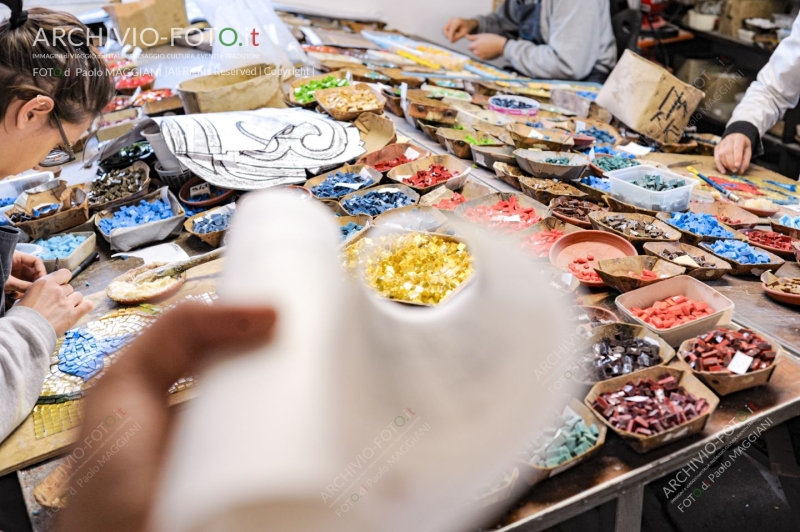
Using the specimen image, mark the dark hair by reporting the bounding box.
[0,3,115,127]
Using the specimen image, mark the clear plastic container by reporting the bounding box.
[607,165,696,212]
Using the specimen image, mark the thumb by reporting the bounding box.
[128,303,278,391]
[4,276,32,293]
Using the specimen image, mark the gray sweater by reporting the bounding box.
[0,227,54,442]
[476,0,617,81]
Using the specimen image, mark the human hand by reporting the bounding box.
[715,133,752,175]
[466,33,508,60]
[443,17,478,42]
[5,251,47,293]
[57,303,277,532]
[17,269,92,336]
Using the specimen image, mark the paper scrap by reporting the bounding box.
[112,243,189,265]
[728,351,754,375]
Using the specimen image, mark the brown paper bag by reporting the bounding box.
[103,0,190,49]
[596,51,704,145]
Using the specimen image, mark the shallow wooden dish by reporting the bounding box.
[106,263,186,305]
[514,150,590,180]
[738,228,798,261]
[590,212,681,248]
[386,154,472,195]
[763,280,800,306]
[642,241,731,281]
[436,128,503,159]
[549,230,638,288]
[689,201,759,229]
[676,324,782,396]
[454,192,549,233]
[699,242,785,276]
[418,120,447,144]
[573,179,609,203]
[379,68,424,88]
[656,212,746,246]
[338,214,371,246]
[594,256,686,293]
[742,204,780,218]
[355,143,430,173]
[519,177,587,206]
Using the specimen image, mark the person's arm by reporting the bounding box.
[725,14,800,152]
[503,0,603,79]
[0,307,55,441]
[475,2,518,39]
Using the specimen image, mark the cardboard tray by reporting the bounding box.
[287,70,351,108]
[386,154,472,195]
[417,120,449,144]
[689,201,760,229]
[584,366,719,453]
[38,232,97,273]
[572,179,609,203]
[436,129,503,160]
[549,197,607,230]
[676,323,782,396]
[642,241,732,281]
[615,275,735,347]
[184,203,235,248]
[95,186,185,252]
[516,398,607,486]
[177,63,283,114]
[698,241,785,277]
[339,184,421,217]
[656,212,747,246]
[88,161,151,213]
[590,212,681,249]
[382,88,404,117]
[406,95,457,125]
[515,216,584,261]
[346,227,474,307]
[379,68,424,88]
[418,178,493,210]
[356,143,430,172]
[471,145,516,169]
[595,256,686,293]
[303,164,383,200]
[519,177,588,206]
[373,205,449,232]
[514,150,590,180]
[508,124,575,151]
[493,162,526,191]
[315,83,387,122]
[454,192,550,230]
[576,323,677,386]
[603,194,661,217]
[338,214,371,247]
[8,184,90,241]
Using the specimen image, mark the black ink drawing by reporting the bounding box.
[156,108,365,190]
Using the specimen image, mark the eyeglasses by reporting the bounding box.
[39,113,76,168]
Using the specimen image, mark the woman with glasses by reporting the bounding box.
[0,2,113,441]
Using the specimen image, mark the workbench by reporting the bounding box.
[5,44,800,532]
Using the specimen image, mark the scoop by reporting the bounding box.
[132,247,225,285]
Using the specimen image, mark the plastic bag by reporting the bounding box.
[193,0,306,74]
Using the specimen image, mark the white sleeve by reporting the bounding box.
[728,15,800,136]
[0,306,55,441]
